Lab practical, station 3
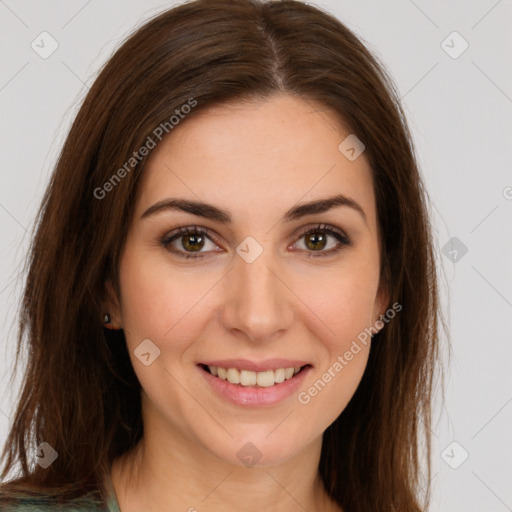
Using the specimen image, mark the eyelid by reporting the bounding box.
[160,225,222,255]
[293,222,350,243]
[290,223,352,258]
[160,222,352,259]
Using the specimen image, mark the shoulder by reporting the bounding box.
[0,494,107,511]
[0,476,115,511]
[0,495,50,510]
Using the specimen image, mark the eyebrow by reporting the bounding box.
[140,193,367,225]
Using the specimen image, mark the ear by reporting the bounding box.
[103,279,123,328]
[373,281,390,317]
[372,275,390,333]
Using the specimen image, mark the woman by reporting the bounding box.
[0,0,440,510]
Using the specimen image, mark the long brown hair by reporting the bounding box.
[0,1,441,510]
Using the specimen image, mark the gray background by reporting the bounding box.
[1,1,511,510]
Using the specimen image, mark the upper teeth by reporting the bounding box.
[208,366,302,387]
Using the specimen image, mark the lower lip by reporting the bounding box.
[198,365,312,407]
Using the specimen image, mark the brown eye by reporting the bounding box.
[294,224,351,257]
[161,226,220,260]
[181,233,205,252]
[304,231,328,251]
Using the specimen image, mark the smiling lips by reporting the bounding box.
[198,359,312,406]
[205,365,303,387]
[198,359,311,388]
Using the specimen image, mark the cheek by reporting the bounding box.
[295,282,374,430]
[116,249,207,417]
[294,258,378,415]
[118,247,208,343]
[305,260,380,350]
[308,276,374,373]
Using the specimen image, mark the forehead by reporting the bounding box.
[135,93,376,229]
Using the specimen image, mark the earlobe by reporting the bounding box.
[103,280,123,329]
[373,281,390,332]
[104,312,122,330]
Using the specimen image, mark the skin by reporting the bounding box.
[106,93,389,512]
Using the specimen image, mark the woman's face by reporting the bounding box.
[109,93,388,467]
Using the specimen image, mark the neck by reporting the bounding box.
[110,419,340,512]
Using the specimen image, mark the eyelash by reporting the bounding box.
[160,223,352,261]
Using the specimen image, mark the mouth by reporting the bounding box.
[198,363,312,388]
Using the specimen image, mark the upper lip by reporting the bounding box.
[198,359,312,372]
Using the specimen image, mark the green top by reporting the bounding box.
[0,472,121,511]
[104,472,121,512]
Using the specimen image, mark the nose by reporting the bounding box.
[220,249,295,343]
